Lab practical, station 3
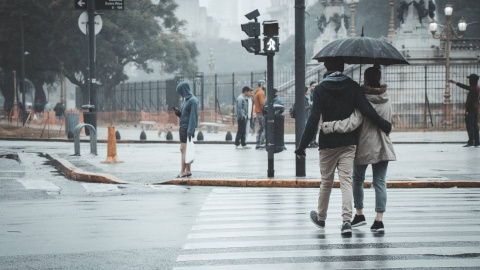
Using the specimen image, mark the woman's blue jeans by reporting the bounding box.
[352,161,389,213]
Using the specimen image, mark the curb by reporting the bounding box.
[46,153,127,184]
[44,153,480,188]
[162,179,480,188]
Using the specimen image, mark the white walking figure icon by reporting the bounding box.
[267,38,276,51]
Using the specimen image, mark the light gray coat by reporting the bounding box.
[322,86,396,165]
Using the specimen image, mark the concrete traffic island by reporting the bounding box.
[46,154,126,184]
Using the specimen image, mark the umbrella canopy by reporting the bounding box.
[313,36,409,66]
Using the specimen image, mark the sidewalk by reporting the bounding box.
[2,135,478,188]
[2,123,479,188]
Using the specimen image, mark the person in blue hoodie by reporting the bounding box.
[174,82,199,178]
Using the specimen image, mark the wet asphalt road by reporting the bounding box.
[1,148,480,269]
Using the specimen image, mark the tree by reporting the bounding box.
[0,0,198,111]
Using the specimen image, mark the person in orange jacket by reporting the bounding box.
[254,80,266,149]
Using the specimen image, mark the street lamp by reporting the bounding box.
[207,48,215,72]
[20,11,28,126]
[429,4,467,125]
[388,0,395,39]
[345,0,359,37]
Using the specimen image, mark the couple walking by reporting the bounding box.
[295,58,396,235]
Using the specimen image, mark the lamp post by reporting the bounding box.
[429,4,467,125]
[20,10,29,126]
[207,48,215,72]
[345,0,359,37]
[388,0,395,39]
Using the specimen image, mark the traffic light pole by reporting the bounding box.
[266,52,275,177]
[87,0,96,114]
[295,0,306,176]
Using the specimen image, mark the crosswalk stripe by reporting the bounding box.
[175,188,480,269]
[81,183,119,193]
[177,246,480,262]
[16,179,61,194]
[183,235,480,250]
[196,207,480,217]
[200,202,480,211]
[195,211,475,222]
[173,259,480,270]
[187,226,480,239]
[191,219,480,230]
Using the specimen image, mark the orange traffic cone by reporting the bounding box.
[101,125,123,164]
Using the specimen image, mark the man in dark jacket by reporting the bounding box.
[295,58,392,235]
[235,86,252,149]
[451,74,480,147]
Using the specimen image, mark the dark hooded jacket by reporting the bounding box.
[456,76,479,112]
[176,82,199,136]
[298,71,392,150]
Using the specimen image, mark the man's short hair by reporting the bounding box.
[309,81,316,87]
[258,80,265,86]
[242,86,252,93]
[324,58,345,72]
[273,88,278,95]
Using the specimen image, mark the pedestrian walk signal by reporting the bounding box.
[263,21,279,37]
[264,37,279,52]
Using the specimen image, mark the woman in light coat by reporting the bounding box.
[321,66,396,232]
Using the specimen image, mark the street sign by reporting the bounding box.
[74,0,124,10]
[78,12,103,35]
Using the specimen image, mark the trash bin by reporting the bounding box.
[263,104,285,154]
[65,113,80,136]
[83,112,97,136]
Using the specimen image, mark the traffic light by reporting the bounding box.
[263,20,279,52]
[241,22,260,53]
[241,10,261,53]
[241,22,260,37]
[241,39,261,53]
[263,37,279,52]
[263,20,279,37]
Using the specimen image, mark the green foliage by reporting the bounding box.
[0,0,197,108]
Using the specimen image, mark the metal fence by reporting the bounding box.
[96,64,479,130]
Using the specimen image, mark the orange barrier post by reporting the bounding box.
[101,125,123,164]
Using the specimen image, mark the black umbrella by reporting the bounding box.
[313,31,409,82]
[313,37,409,66]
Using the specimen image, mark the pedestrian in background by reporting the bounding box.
[254,80,266,149]
[174,82,199,178]
[322,66,396,233]
[308,81,319,148]
[245,88,254,143]
[450,74,480,147]
[54,102,65,122]
[235,86,251,149]
[295,58,392,235]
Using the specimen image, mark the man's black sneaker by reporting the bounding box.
[370,220,385,232]
[310,210,325,228]
[463,144,473,147]
[341,221,352,235]
[475,143,480,147]
[351,214,367,227]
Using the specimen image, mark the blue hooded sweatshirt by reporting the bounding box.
[176,82,199,136]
